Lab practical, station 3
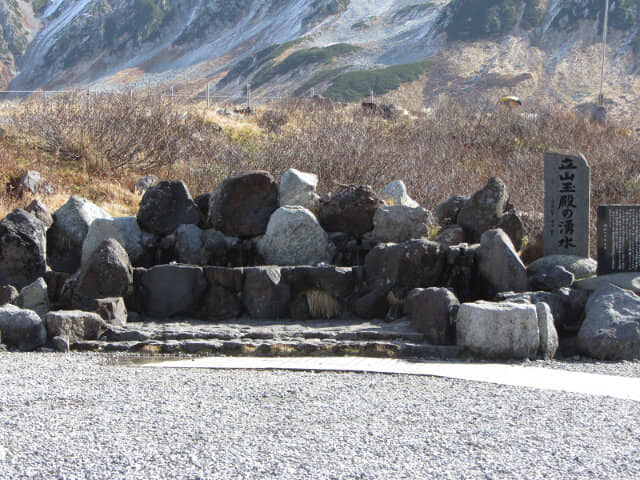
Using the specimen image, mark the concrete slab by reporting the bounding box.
[145,356,640,402]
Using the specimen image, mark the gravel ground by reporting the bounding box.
[1,353,640,480]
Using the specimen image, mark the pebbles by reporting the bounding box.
[0,353,639,479]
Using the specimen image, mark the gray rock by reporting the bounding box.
[74,239,133,306]
[280,266,355,299]
[0,285,18,305]
[81,217,146,267]
[17,170,52,195]
[16,277,50,318]
[574,273,640,295]
[44,310,108,344]
[499,288,588,334]
[318,186,384,238]
[529,265,575,291]
[24,199,53,228]
[365,239,445,290]
[0,209,47,289]
[90,297,127,326]
[51,335,70,352]
[243,267,291,318]
[279,168,320,212]
[351,287,390,320]
[204,266,245,293]
[172,225,241,266]
[133,174,159,195]
[477,229,528,295]
[435,195,469,226]
[527,255,597,280]
[496,211,524,251]
[208,171,279,237]
[456,301,540,359]
[405,287,459,345]
[536,302,559,359]
[137,180,200,236]
[47,196,111,273]
[257,206,334,266]
[138,264,207,317]
[577,283,640,360]
[0,304,46,351]
[378,180,419,208]
[371,205,433,243]
[199,285,242,320]
[457,177,508,242]
[435,225,465,246]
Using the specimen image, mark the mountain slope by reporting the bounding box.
[1,0,640,117]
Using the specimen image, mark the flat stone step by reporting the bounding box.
[73,337,464,359]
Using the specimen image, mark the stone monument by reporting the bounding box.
[544,152,590,257]
[597,205,640,275]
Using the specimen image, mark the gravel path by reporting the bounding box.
[1,353,640,480]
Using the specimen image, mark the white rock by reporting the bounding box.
[81,217,145,266]
[456,301,540,359]
[257,206,334,266]
[378,180,419,207]
[279,168,320,212]
[16,277,50,318]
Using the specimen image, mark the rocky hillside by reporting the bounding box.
[1,0,640,117]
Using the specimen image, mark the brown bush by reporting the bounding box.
[2,93,639,257]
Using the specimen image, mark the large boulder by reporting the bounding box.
[136,180,200,236]
[577,283,640,360]
[527,255,597,281]
[318,186,384,237]
[365,239,445,290]
[208,171,279,237]
[456,301,540,359]
[0,304,46,351]
[198,285,242,320]
[0,209,47,289]
[370,205,433,243]
[44,310,108,344]
[16,277,50,318]
[257,206,334,266]
[81,217,147,267]
[457,177,508,243]
[279,168,320,212]
[74,239,133,306]
[405,287,459,345]
[476,229,528,296]
[529,265,574,291]
[242,267,291,318]
[378,180,419,207]
[172,224,241,266]
[138,264,207,317]
[435,194,469,226]
[47,196,111,273]
[281,266,355,299]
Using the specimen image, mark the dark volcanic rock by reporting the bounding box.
[0,209,47,290]
[208,171,279,237]
[318,186,384,237]
[136,180,200,236]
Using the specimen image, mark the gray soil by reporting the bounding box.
[1,353,639,480]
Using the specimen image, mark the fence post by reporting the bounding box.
[247,82,251,110]
[370,89,374,104]
[171,86,174,103]
[206,83,210,109]
[311,87,314,98]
